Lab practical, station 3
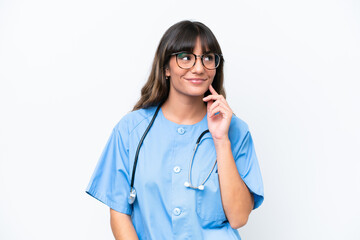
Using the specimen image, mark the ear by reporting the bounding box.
[165,67,170,78]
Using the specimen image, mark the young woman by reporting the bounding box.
[86,20,264,240]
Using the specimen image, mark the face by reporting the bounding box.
[165,37,216,99]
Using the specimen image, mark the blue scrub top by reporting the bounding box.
[86,105,264,240]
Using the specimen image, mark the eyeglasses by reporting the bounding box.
[171,52,222,70]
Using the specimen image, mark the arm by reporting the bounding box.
[203,85,254,229]
[110,208,139,240]
[214,139,254,229]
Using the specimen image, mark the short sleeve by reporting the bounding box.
[85,120,132,215]
[230,119,264,210]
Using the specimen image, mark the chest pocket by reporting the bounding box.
[196,171,227,228]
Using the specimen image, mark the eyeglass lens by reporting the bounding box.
[176,52,220,69]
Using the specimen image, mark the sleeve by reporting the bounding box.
[85,120,132,215]
[231,121,264,210]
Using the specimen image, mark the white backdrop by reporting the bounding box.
[1,0,359,239]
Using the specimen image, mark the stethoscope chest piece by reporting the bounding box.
[128,187,137,204]
[184,181,205,191]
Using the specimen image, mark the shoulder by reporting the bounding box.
[230,114,250,133]
[113,106,158,136]
[228,114,251,142]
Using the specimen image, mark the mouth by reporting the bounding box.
[185,78,207,84]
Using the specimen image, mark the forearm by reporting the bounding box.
[110,209,139,240]
[214,139,254,229]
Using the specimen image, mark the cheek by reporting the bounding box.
[209,70,216,80]
[168,60,184,77]
[170,68,187,80]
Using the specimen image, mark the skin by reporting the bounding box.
[110,37,254,239]
[162,38,215,125]
[110,209,138,240]
[203,86,255,229]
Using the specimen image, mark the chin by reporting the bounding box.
[185,90,207,97]
[171,84,208,98]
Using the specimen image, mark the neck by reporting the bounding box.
[161,93,207,125]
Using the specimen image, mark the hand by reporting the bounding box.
[203,84,233,142]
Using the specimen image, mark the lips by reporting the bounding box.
[185,78,206,84]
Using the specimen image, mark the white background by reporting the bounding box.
[1,0,359,239]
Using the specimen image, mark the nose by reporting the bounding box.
[191,55,205,74]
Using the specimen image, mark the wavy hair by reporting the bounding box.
[133,20,225,111]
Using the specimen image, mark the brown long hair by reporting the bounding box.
[133,20,226,111]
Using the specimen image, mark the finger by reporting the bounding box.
[209,99,223,113]
[203,95,229,108]
[206,99,214,111]
[209,84,219,95]
[203,94,223,102]
[210,105,230,119]
[209,99,231,115]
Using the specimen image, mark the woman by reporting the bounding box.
[86,20,264,239]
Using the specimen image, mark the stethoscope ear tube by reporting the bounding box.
[129,103,163,204]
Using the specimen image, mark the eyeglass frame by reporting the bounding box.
[170,51,223,70]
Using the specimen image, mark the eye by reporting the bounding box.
[177,53,193,61]
[203,53,215,62]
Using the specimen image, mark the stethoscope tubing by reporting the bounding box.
[129,103,217,204]
[130,103,163,189]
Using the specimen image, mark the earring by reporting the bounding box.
[166,76,170,80]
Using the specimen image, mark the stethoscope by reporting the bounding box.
[128,103,217,205]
